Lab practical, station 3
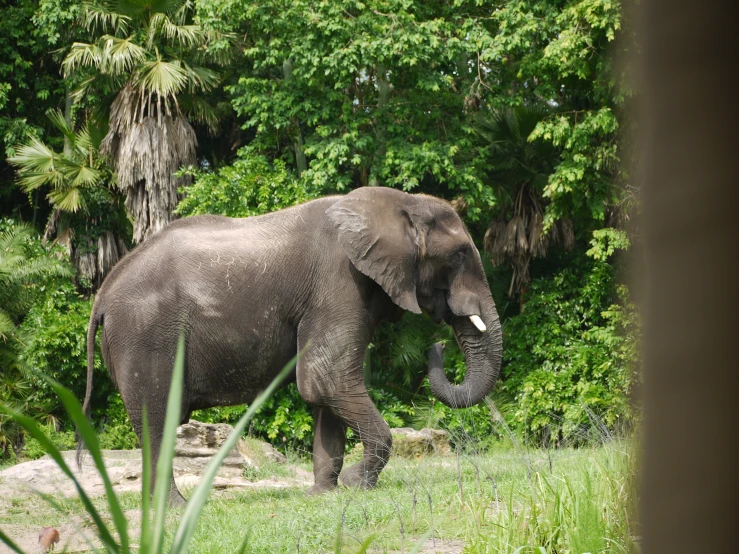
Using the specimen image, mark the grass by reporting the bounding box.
[184,442,636,553]
[0,440,637,553]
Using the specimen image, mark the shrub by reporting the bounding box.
[18,276,138,453]
[19,277,112,421]
[0,219,72,457]
[497,252,636,445]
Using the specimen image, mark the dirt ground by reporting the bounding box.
[0,450,312,553]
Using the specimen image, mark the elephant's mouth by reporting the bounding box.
[419,291,487,334]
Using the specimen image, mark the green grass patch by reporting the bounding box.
[2,442,637,553]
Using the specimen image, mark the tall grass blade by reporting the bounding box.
[139,406,152,552]
[170,353,298,554]
[352,534,376,553]
[0,528,25,554]
[150,334,186,553]
[234,531,251,554]
[46,377,129,553]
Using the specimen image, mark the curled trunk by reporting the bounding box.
[427,296,503,408]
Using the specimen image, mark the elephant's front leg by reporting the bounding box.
[297,317,392,491]
[332,391,393,490]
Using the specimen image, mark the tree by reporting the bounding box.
[63,0,229,243]
[205,0,496,214]
[476,105,574,299]
[0,0,73,221]
[9,110,129,289]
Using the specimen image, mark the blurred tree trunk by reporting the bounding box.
[640,0,739,552]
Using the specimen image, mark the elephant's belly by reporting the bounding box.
[185,321,298,410]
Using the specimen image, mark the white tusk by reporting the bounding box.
[469,315,486,332]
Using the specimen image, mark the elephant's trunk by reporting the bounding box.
[427,295,502,408]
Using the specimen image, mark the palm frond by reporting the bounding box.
[67,162,103,188]
[148,12,202,48]
[0,223,32,251]
[8,138,57,174]
[135,57,188,97]
[82,0,131,35]
[100,35,148,75]
[48,186,86,213]
[47,110,75,144]
[0,311,18,342]
[63,42,104,75]
[177,93,220,133]
[74,125,93,153]
[6,257,73,283]
[181,62,219,92]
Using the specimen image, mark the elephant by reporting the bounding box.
[79,186,503,504]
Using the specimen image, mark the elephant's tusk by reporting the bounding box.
[469,315,486,332]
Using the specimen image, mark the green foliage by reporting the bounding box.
[586,226,630,260]
[175,150,319,218]
[19,277,110,418]
[208,0,496,213]
[0,219,73,456]
[22,428,77,460]
[8,110,109,213]
[497,246,635,444]
[98,393,139,450]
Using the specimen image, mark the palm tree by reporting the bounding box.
[0,223,72,455]
[63,0,228,243]
[9,111,128,289]
[9,110,104,214]
[475,105,574,300]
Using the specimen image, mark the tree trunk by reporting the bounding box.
[369,64,390,187]
[283,58,307,176]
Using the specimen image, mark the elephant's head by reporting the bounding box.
[326,187,503,408]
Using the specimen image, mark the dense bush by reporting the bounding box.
[17,274,137,455]
[0,219,72,457]
[496,238,635,445]
[175,150,320,219]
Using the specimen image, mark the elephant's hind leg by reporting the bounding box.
[120,380,187,507]
[308,406,347,495]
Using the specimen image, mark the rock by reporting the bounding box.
[0,420,307,504]
[347,428,451,461]
[175,420,257,475]
[391,428,451,458]
[260,442,287,464]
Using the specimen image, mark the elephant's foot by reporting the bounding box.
[168,487,187,508]
[306,482,338,496]
[339,464,378,490]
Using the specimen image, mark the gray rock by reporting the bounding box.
[0,420,308,503]
[347,427,451,461]
[175,419,256,473]
[390,428,451,458]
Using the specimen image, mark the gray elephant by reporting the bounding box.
[80,186,503,504]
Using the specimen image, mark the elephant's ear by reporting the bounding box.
[326,187,423,314]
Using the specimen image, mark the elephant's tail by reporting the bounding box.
[76,304,102,470]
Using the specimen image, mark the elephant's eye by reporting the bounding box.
[453,245,470,263]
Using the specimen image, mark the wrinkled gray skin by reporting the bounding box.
[80,187,503,505]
